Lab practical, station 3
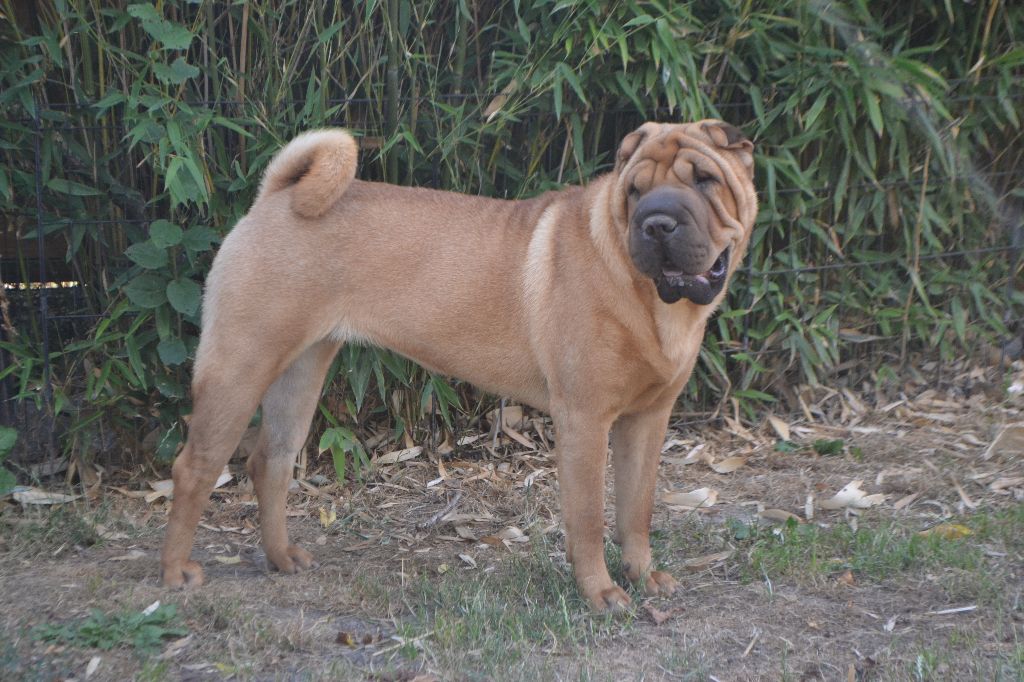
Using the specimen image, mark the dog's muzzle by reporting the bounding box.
[629,186,730,305]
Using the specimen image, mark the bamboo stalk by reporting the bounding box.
[385,0,400,184]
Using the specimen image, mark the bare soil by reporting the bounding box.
[1,385,1022,681]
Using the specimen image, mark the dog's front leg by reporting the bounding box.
[611,404,679,596]
[553,409,631,612]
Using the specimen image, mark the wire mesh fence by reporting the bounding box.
[4,7,1024,487]
[3,97,1021,459]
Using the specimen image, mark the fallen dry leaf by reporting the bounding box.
[767,414,791,441]
[108,550,147,562]
[92,524,129,541]
[836,569,856,586]
[923,605,977,616]
[454,525,477,541]
[710,456,747,474]
[662,444,711,466]
[484,404,536,448]
[990,476,1024,492]
[759,509,803,524]
[213,554,241,565]
[663,487,718,509]
[458,553,477,569]
[724,415,757,442]
[951,479,978,509]
[373,446,423,466]
[818,480,885,510]
[496,526,529,543]
[893,492,921,511]
[644,604,683,625]
[145,467,231,503]
[158,634,193,660]
[12,488,80,505]
[681,550,732,572]
[982,423,1024,460]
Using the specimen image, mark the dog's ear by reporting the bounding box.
[615,127,649,172]
[701,121,754,174]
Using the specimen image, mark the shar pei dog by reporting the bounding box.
[160,120,757,612]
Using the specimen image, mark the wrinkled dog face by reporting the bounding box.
[616,121,756,305]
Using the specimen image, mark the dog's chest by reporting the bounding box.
[653,308,707,380]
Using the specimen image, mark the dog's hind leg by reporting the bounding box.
[161,353,280,588]
[247,339,341,574]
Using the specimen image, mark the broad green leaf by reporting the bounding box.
[166,278,201,316]
[0,427,17,458]
[157,337,187,366]
[153,57,200,85]
[125,240,168,269]
[128,4,194,50]
[149,220,183,248]
[0,467,13,496]
[181,225,218,253]
[123,273,168,308]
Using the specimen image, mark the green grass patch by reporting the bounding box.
[378,538,632,680]
[739,504,1024,585]
[33,603,187,655]
[1,505,102,557]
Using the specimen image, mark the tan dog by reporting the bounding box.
[160,121,756,612]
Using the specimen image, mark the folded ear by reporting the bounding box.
[701,121,754,174]
[615,127,649,172]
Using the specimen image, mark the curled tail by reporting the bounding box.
[256,129,358,219]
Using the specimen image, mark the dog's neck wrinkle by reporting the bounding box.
[581,177,701,379]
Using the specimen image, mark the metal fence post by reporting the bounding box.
[32,99,56,464]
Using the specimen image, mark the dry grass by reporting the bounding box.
[1,378,1022,680]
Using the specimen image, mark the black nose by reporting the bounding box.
[642,215,678,238]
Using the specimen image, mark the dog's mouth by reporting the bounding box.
[656,247,730,305]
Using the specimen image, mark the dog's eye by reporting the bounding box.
[694,170,718,186]
[628,184,640,199]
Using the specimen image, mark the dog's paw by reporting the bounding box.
[642,570,678,597]
[586,585,633,614]
[161,560,205,589]
[268,544,318,574]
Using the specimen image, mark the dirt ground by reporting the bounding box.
[1,379,1022,681]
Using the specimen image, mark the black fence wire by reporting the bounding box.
[1,100,1021,463]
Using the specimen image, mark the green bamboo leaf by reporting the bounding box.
[864,90,883,137]
[47,178,100,196]
[125,334,147,390]
[624,15,656,27]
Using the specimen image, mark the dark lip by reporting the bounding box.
[655,247,730,305]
